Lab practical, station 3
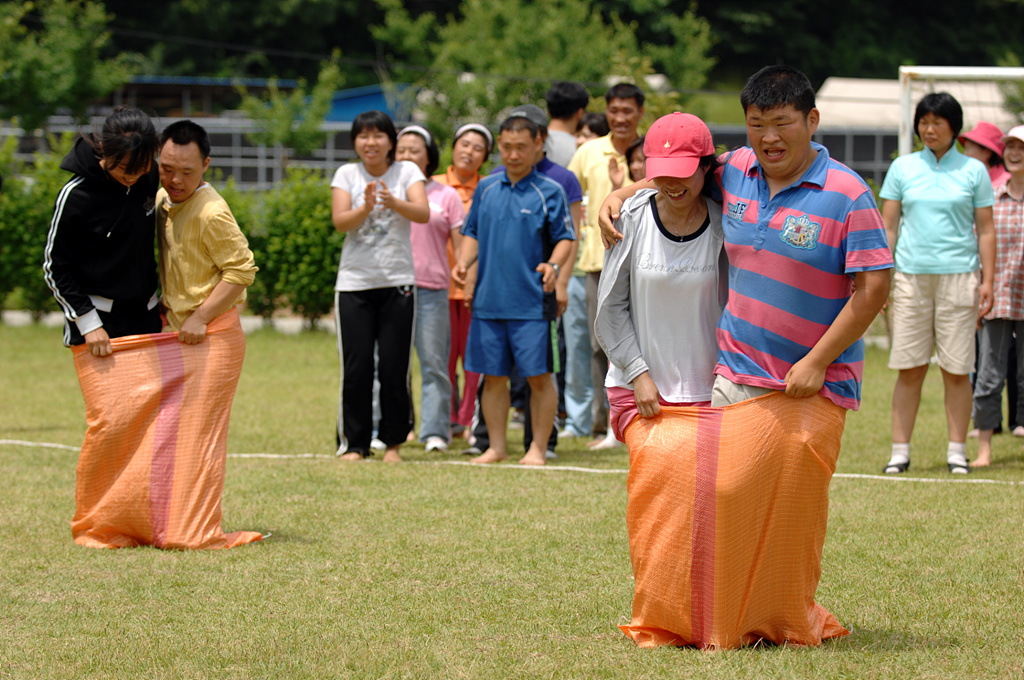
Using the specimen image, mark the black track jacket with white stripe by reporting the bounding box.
[43,136,160,329]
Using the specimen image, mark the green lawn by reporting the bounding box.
[1,322,1022,679]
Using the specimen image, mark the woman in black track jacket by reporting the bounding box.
[43,107,163,355]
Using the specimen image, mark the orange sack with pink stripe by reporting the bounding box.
[70,308,261,550]
[619,392,849,649]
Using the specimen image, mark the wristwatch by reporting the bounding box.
[547,262,561,276]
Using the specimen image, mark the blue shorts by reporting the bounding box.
[465,318,557,377]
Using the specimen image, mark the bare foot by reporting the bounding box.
[470,448,508,464]
[970,457,991,468]
[519,449,546,466]
[338,452,364,462]
[383,446,403,463]
[587,432,621,450]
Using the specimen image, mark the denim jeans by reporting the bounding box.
[562,274,593,436]
[972,318,1024,430]
[415,286,453,441]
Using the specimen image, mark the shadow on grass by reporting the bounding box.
[831,628,957,652]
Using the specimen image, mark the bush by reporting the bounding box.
[243,168,342,328]
[0,133,75,318]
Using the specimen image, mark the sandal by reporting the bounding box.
[883,461,910,474]
[948,462,970,474]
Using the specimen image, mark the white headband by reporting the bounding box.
[454,123,494,152]
[398,125,433,146]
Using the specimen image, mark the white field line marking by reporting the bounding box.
[2,439,1021,486]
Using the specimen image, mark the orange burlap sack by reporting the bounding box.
[619,392,849,649]
[70,307,261,550]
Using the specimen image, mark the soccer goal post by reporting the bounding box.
[898,65,1024,155]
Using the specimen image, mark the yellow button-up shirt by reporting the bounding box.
[568,134,629,273]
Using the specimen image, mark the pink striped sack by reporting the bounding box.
[70,308,261,550]
[619,392,850,649]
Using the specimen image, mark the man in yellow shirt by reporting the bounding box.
[156,120,257,340]
[567,82,644,443]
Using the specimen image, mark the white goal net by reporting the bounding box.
[898,65,1024,155]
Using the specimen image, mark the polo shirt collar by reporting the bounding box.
[922,144,961,168]
[445,165,479,191]
[748,141,830,189]
[501,167,538,187]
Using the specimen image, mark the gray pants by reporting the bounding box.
[972,318,1024,430]
[585,271,609,433]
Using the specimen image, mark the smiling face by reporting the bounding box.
[497,128,542,183]
[745,104,819,187]
[652,167,705,210]
[452,131,488,178]
[606,97,643,144]
[158,140,210,203]
[1004,138,1024,175]
[101,156,151,188]
[354,126,393,172]
[395,133,429,175]
[917,113,955,157]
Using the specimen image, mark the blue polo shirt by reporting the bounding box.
[879,145,994,274]
[462,168,575,320]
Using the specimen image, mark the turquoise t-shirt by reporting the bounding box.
[879,145,994,274]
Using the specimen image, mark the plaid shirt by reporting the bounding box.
[988,181,1024,320]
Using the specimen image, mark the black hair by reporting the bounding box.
[499,116,539,139]
[914,92,964,143]
[577,112,609,137]
[350,110,398,162]
[626,135,645,182]
[545,81,590,119]
[698,154,722,198]
[160,119,211,159]
[740,65,816,116]
[398,128,441,177]
[604,82,645,108]
[88,106,158,176]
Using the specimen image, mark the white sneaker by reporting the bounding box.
[425,436,448,453]
[545,449,558,460]
[370,438,386,452]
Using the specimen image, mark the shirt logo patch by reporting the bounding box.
[726,200,749,222]
[520,208,533,215]
[779,214,821,250]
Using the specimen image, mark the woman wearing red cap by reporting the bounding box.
[594,112,726,439]
[960,121,1010,187]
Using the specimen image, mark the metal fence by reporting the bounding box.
[3,117,897,191]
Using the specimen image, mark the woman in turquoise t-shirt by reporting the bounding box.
[881,92,996,475]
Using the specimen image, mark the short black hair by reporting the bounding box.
[914,92,964,142]
[499,116,539,139]
[740,65,816,116]
[577,112,609,137]
[545,82,590,119]
[351,110,398,162]
[398,128,441,177]
[604,82,645,108]
[160,119,211,159]
[91,106,158,176]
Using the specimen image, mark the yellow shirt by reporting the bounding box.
[568,134,629,273]
[157,184,257,329]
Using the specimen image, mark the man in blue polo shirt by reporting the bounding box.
[453,114,575,465]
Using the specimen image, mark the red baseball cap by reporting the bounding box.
[643,112,715,180]
[959,121,1005,158]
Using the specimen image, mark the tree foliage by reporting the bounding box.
[372,0,714,137]
[239,51,346,164]
[0,0,134,132]
[0,133,74,316]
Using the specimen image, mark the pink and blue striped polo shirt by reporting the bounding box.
[714,143,893,410]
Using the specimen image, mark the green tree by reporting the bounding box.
[372,0,713,137]
[238,50,345,171]
[0,0,135,133]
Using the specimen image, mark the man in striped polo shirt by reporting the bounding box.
[600,65,893,413]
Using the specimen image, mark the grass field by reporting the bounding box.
[1,321,1022,679]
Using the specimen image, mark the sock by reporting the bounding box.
[947,441,968,469]
[887,442,910,466]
